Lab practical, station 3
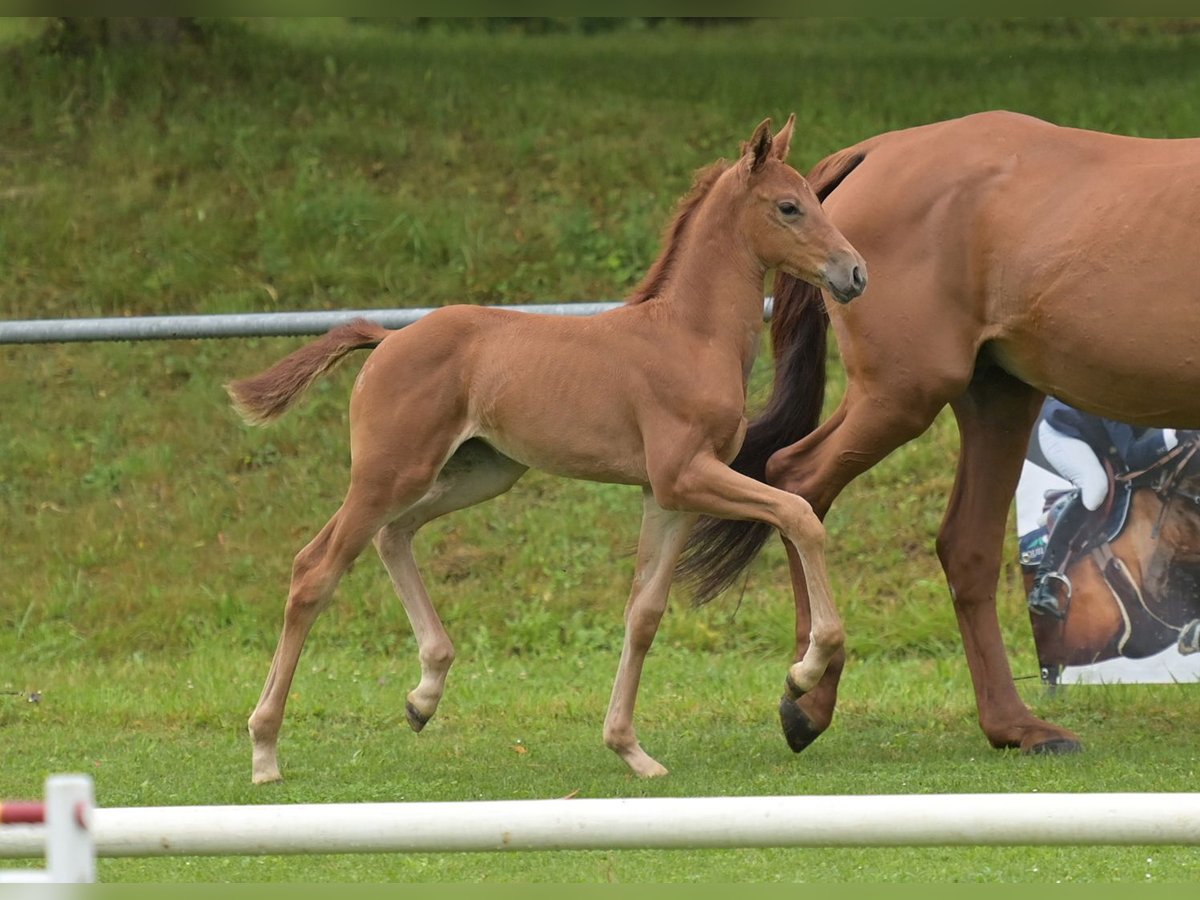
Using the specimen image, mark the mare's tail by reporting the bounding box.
[674,146,866,604]
[226,318,391,426]
[674,273,831,603]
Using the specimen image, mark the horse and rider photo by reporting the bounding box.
[1016,399,1200,684]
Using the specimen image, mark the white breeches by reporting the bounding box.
[1038,420,1109,511]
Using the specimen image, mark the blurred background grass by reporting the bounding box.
[6,18,1200,882]
[4,15,1200,684]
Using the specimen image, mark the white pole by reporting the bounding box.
[0,793,1197,858]
[0,775,94,883]
[44,775,95,883]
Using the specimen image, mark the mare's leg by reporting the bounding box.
[765,388,942,751]
[942,369,1080,753]
[373,441,528,731]
[248,483,398,784]
[656,452,849,705]
[603,490,696,777]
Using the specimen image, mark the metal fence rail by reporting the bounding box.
[0,298,775,345]
[0,303,617,345]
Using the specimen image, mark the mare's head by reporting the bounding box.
[730,115,866,303]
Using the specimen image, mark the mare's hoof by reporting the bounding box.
[1025,737,1083,755]
[405,701,430,733]
[779,694,823,753]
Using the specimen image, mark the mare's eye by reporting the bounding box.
[777,200,801,217]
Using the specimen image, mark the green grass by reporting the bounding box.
[3,18,1200,883]
[4,647,1200,882]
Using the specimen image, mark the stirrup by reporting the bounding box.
[1044,571,1072,601]
[1029,571,1071,619]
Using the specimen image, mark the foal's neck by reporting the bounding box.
[655,225,770,373]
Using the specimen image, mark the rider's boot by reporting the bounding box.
[1028,493,1091,619]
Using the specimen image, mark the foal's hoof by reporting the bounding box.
[779,694,824,753]
[405,701,430,733]
[1025,736,1083,755]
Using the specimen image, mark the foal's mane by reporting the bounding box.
[625,159,731,306]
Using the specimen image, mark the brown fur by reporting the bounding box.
[684,110,1200,758]
[625,160,730,306]
[229,115,867,784]
[227,318,390,425]
[677,149,866,601]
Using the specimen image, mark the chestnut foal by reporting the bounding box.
[228,116,866,782]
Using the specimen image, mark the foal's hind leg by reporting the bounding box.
[603,490,697,777]
[248,487,396,784]
[374,528,452,732]
[374,442,528,732]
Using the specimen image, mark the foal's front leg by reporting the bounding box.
[657,453,844,702]
[603,489,697,777]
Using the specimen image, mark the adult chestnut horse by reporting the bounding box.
[680,110,1200,757]
[227,117,867,783]
[1031,440,1200,670]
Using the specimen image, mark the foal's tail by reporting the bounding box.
[674,146,865,604]
[226,318,391,426]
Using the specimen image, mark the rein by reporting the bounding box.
[1116,438,1200,539]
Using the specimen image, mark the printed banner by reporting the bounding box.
[1016,399,1200,684]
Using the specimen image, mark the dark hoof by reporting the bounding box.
[779,694,824,753]
[1026,737,1083,755]
[405,701,429,733]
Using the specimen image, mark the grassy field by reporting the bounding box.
[2,18,1200,883]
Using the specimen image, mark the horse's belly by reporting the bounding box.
[992,309,1200,428]
[477,425,648,486]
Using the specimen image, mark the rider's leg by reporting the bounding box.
[1028,422,1109,617]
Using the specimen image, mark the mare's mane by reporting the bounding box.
[625,159,731,306]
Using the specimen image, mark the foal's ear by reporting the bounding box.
[741,118,773,174]
[772,113,796,162]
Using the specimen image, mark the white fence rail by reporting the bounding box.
[0,775,95,883]
[2,786,1199,870]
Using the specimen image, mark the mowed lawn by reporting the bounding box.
[1,18,1199,882]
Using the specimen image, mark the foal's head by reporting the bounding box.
[728,115,867,304]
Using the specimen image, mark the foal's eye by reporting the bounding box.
[777,200,802,218]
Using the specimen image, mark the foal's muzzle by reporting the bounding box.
[823,253,868,304]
